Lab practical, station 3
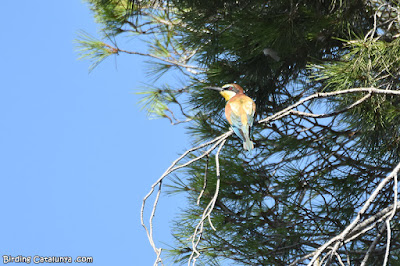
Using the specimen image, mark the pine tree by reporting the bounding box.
[78,0,400,265]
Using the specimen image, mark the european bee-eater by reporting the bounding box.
[206,84,256,151]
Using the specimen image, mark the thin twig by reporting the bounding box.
[383,167,398,265]
[258,87,400,125]
[334,251,346,266]
[360,224,386,265]
[197,155,209,205]
[117,47,206,71]
[141,131,232,265]
[288,92,371,119]
[189,139,226,266]
[308,161,400,265]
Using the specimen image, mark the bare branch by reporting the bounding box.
[290,201,400,266]
[288,92,371,119]
[258,87,400,125]
[308,161,400,265]
[360,224,386,266]
[197,155,209,205]
[189,139,226,266]
[383,166,398,265]
[141,131,232,265]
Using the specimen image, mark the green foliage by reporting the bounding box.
[84,0,133,36]
[137,85,183,120]
[80,0,400,264]
[311,37,400,160]
[75,31,118,72]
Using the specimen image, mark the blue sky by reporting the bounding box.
[1,1,189,265]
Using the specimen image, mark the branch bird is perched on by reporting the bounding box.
[206,84,256,151]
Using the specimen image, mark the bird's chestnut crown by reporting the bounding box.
[204,83,244,101]
[220,84,242,101]
[222,84,240,93]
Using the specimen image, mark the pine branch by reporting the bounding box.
[308,162,400,265]
[259,87,400,125]
[141,131,232,265]
[75,31,118,72]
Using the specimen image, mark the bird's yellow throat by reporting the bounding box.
[220,90,236,101]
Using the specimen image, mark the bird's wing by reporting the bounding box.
[226,96,255,142]
[229,111,246,142]
[243,98,255,127]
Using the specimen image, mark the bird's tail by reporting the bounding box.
[232,125,254,152]
[243,138,254,152]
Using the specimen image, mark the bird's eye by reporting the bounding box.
[228,87,233,90]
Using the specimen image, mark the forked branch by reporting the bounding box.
[306,162,400,266]
[141,131,232,265]
[189,139,226,266]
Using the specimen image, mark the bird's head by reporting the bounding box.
[205,83,244,101]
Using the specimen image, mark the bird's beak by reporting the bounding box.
[204,86,223,92]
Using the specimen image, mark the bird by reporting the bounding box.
[206,83,256,151]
